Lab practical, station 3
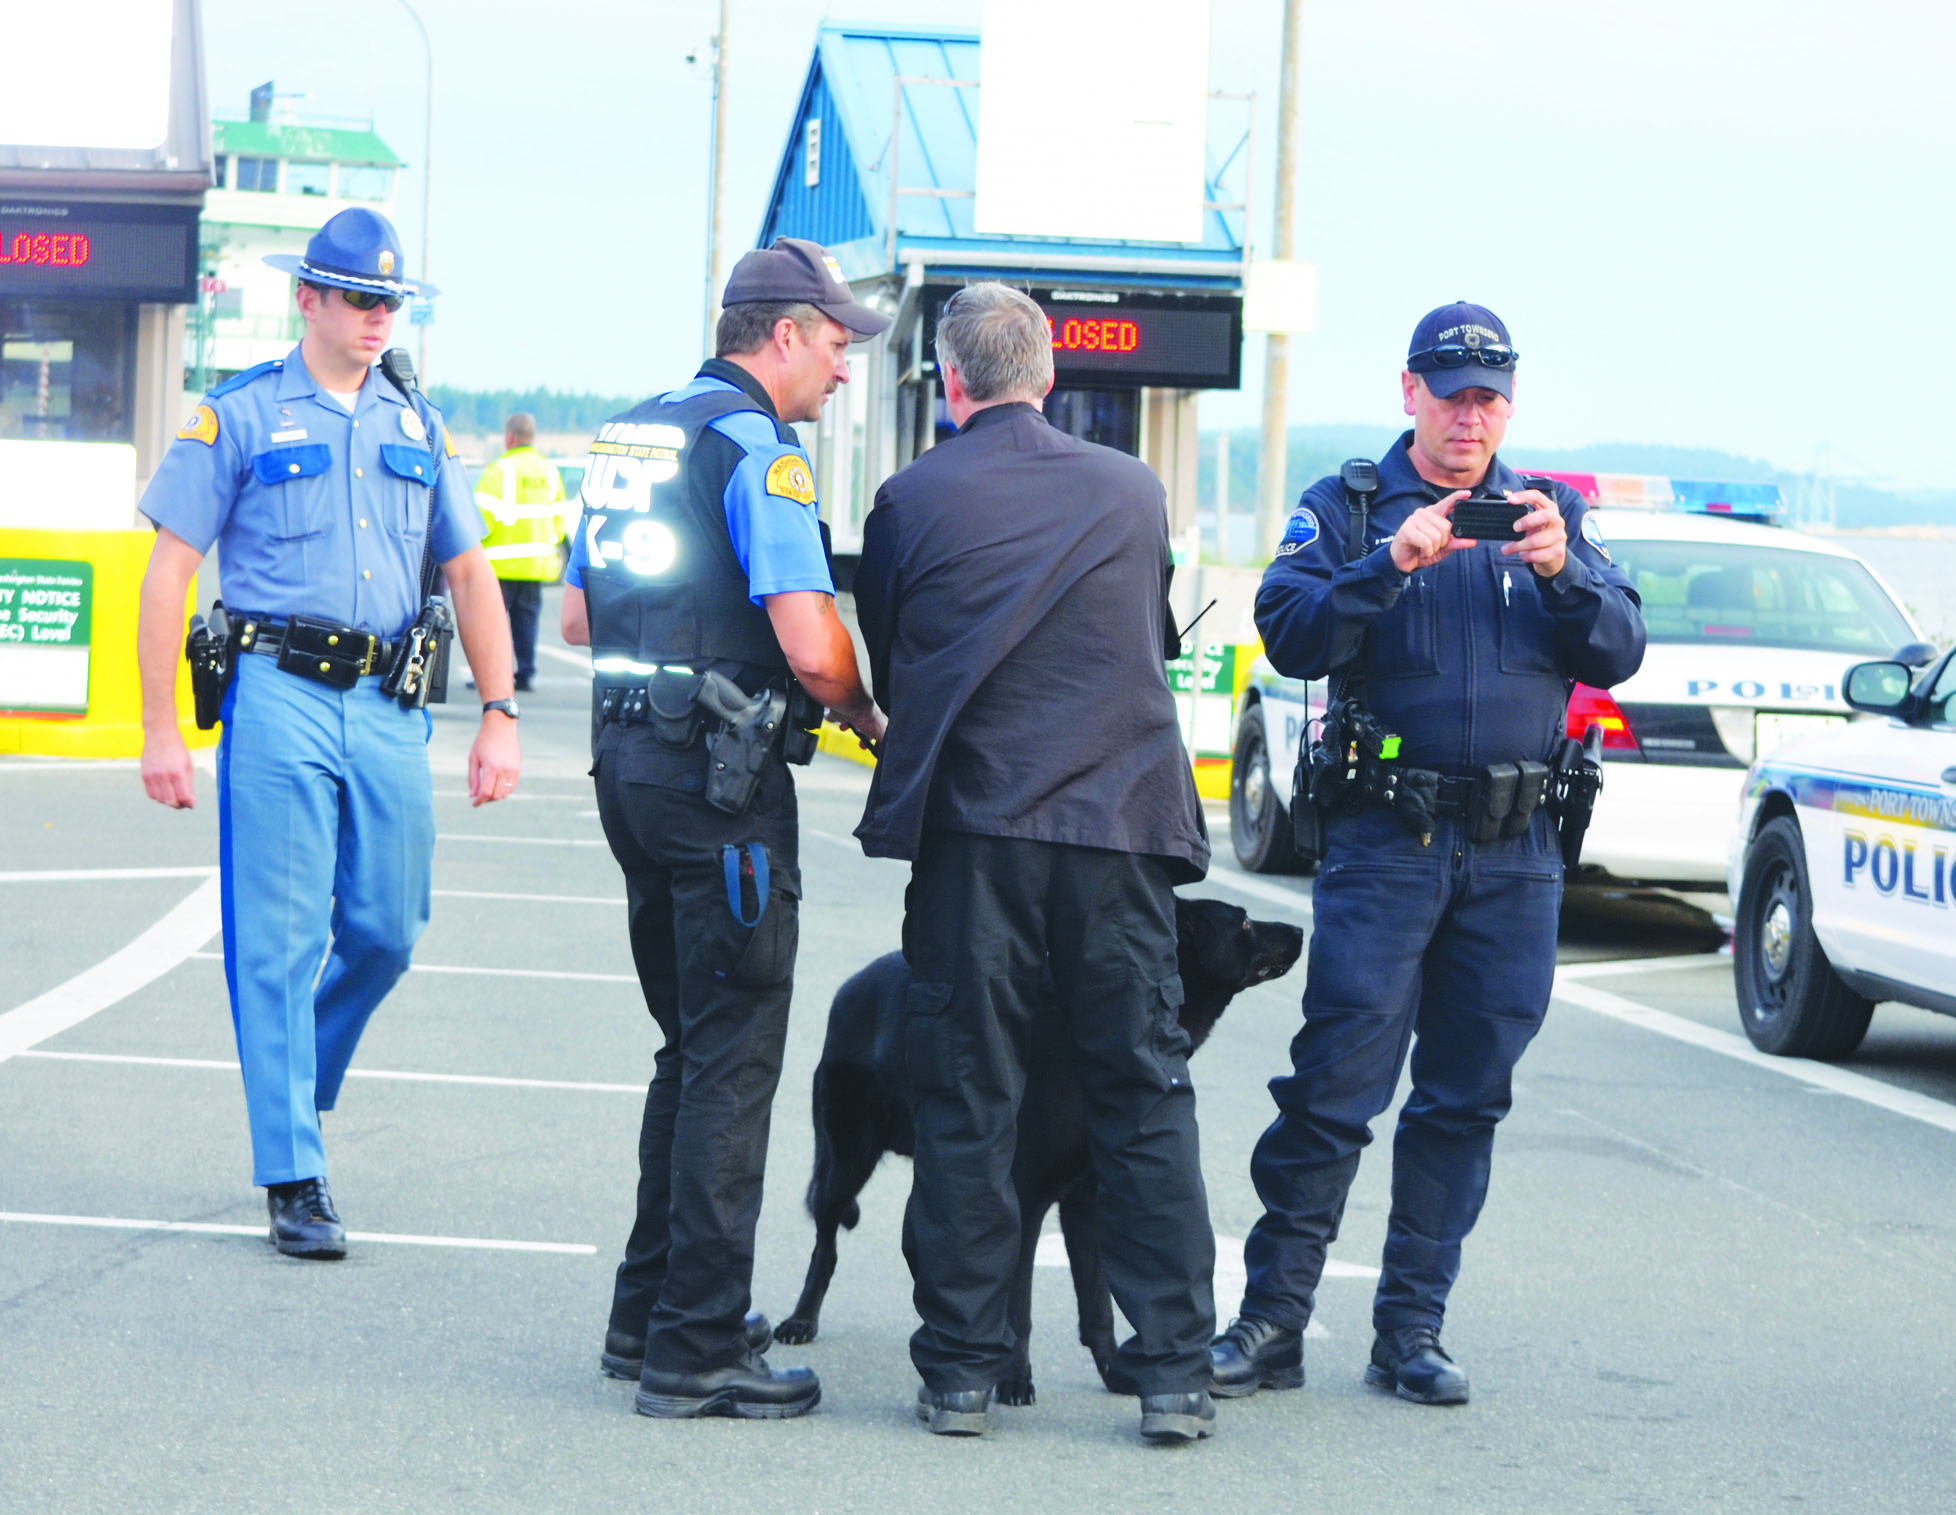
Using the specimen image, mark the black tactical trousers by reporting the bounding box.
[593,737,800,1373]
[900,830,1216,1395]
[498,579,541,683]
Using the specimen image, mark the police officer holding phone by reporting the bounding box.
[135,207,520,1259]
[1210,303,1645,1404]
[561,237,885,1421]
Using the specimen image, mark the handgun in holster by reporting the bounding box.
[184,600,237,730]
[380,596,455,710]
[695,670,789,815]
[1552,722,1607,869]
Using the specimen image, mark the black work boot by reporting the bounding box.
[635,1352,819,1419]
[915,1384,992,1436]
[1365,1325,1469,1405]
[1139,1389,1217,1443]
[1208,1316,1303,1398]
[266,1178,346,1260]
[601,1312,772,1379]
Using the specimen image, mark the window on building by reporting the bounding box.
[234,157,277,192]
[286,161,331,197]
[337,165,395,202]
[0,299,137,444]
[212,153,229,189]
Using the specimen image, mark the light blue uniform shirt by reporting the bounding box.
[141,346,483,635]
[564,373,832,604]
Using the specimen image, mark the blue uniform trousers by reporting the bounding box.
[1241,804,1561,1334]
[216,655,435,1187]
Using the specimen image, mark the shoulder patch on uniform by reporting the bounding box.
[177,404,219,446]
[1580,513,1612,564]
[207,358,282,400]
[764,453,817,505]
[442,425,459,459]
[1274,506,1319,557]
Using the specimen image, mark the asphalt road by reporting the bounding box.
[5,603,1955,1514]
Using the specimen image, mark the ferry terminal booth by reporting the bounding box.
[0,0,211,756]
[756,24,1254,782]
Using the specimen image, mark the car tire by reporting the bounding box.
[1733,815,1874,1060]
[1230,707,1303,875]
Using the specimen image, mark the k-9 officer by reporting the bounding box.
[135,207,521,1258]
[1211,303,1645,1404]
[561,238,886,1420]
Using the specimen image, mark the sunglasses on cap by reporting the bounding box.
[339,288,406,313]
[1408,343,1519,371]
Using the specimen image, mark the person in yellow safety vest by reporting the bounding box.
[474,412,567,691]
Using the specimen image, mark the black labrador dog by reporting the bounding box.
[774,897,1304,1405]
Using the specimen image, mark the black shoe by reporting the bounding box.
[635,1353,819,1420]
[1139,1389,1217,1443]
[602,1312,773,1379]
[265,1178,346,1260]
[1208,1316,1303,1398]
[915,1384,991,1436]
[514,676,533,692]
[1365,1325,1470,1405]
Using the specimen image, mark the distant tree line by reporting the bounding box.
[427,386,640,435]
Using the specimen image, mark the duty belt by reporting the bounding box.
[236,614,402,687]
[1361,759,1553,845]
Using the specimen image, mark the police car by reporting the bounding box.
[1729,642,1956,1058]
[1228,477,1925,880]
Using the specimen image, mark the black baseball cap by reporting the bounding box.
[722,237,890,341]
[1405,301,1516,399]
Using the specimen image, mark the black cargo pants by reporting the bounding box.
[901,830,1216,1396]
[593,728,801,1373]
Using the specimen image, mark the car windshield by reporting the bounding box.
[1609,540,1915,654]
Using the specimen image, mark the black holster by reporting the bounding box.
[695,670,788,815]
[380,596,455,709]
[1551,724,1607,867]
[184,601,236,730]
[782,681,822,766]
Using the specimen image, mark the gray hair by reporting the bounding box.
[716,300,827,357]
[934,282,1053,402]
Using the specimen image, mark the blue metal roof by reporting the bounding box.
[759,23,1247,288]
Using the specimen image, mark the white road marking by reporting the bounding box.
[433,791,592,803]
[184,951,634,985]
[0,878,220,1064]
[1194,865,1316,919]
[17,1049,640,1094]
[1557,952,1729,982]
[0,1211,595,1255]
[803,826,861,849]
[1552,975,1956,1137]
[432,888,623,906]
[534,643,591,671]
[0,758,141,772]
[0,866,217,883]
[436,833,607,848]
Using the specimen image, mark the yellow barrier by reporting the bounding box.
[0,528,211,759]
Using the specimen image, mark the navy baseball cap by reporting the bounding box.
[722,237,889,340]
[264,207,434,299]
[1405,302,1515,399]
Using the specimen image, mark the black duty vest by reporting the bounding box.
[581,387,794,689]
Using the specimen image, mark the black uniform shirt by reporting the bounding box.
[853,402,1209,883]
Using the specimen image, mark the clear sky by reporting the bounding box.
[203,0,1953,486]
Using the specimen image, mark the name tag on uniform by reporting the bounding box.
[271,428,308,443]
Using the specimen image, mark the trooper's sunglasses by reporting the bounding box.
[338,289,406,313]
[1408,343,1519,370]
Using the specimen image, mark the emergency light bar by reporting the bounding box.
[1522,470,1783,524]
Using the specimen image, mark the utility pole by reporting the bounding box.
[1254,0,1303,560]
[394,0,434,381]
[700,0,731,359]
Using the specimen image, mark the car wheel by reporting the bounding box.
[1733,815,1874,1060]
[1230,708,1302,875]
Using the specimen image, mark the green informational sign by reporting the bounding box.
[0,559,93,713]
[1165,642,1237,696]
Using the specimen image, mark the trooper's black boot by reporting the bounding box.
[635,1352,819,1420]
[1139,1389,1217,1443]
[1365,1325,1470,1405]
[1208,1316,1303,1398]
[266,1178,346,1260]
[915,1384,992,1436]
[601,1312,773,1379]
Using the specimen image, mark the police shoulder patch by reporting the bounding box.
[764,452,817,505]
[1580,512,1612,563]
[177,404,219,446]
[1274,506,1319,557]
[442,425,459,459]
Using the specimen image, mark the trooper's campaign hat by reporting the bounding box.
[264,207,435,299]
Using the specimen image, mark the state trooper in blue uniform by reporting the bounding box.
[1210,303,1646,1404]
[136,207,522,1259]
[560,238,886,1420]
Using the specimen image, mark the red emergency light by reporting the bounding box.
[0,230,91,267]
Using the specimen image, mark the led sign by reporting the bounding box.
[924,286,1241,390]
[0,202,198,303]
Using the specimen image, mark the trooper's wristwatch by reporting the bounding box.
[482,698,520,721]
